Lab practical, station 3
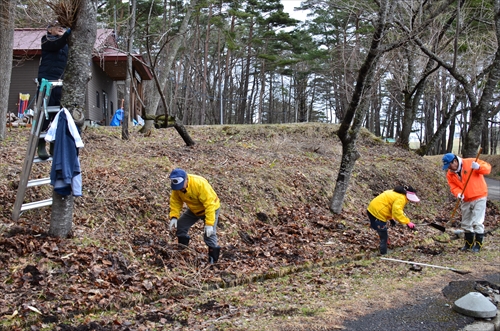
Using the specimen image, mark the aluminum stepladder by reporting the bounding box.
[11,79,63,221]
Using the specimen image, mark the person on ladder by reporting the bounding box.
[36,20,71,160]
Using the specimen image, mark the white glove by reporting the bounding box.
[169,218,177,231]
[457,193,464,201]
[205,226,214,237]
[471,161,480,170]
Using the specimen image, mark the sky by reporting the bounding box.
[282,0,308,21]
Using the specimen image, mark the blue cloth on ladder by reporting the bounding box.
[50,111,82,196]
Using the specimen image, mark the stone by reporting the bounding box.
[460,321,494,331]
[453,292,498,319]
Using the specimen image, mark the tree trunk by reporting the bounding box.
[447,114,457,152]
[0,0,16,141]
[143,114,195,146]
[122,0,136,141]
[49,191,74,237]
[491,121,499,154]
[238,19,253,124]
[330,0,391,214]
[173,122,195,146]
[412,1,500,159]
[50,0,97,238]
[482,122,490,154]
[463,106,488,157]
[329,140,361,212]
[258,57,266,124]
[200,4,212,125]
[416,97,461,156]
[141,0,198,135]
[463,24,500,158]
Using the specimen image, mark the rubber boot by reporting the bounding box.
[37,138,49,160]
[208,246,221,264]
[461,232,474,251]
[377,230,388,255]
[472,233,484,253]
[177,236,190,249]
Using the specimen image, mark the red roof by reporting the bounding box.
[13,28,116,55]
[13,28,152,80]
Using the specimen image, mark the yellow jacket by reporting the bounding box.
[169,174,220,226]
[367,190,411,225]
[446,158,490,202]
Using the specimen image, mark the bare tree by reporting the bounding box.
[412,0,500,158]
[330,0,394,214]
[140,0,196,146]
[122,0,136,141]
[50,0,97,238]
[141,0,199,134]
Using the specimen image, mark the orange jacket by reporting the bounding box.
[446,158,490,202]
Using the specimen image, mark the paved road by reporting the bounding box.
[342,273,500,331]
[486,177,500,201]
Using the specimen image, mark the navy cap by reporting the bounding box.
[169,168,187,190]
[442,153,456,170]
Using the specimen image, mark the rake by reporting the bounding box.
[380,257,471,275]
[429,147,482,232]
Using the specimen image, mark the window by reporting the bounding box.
[102,91,108,122]
[110,101,114,123]
[96,91,100,108]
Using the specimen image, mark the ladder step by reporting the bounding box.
[20,199,53,211]
[46,106,61,113]
[12,79,60,221]
[27,178,51,187]
[33,156,53,163]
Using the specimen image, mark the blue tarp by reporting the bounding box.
[110,108,123,126]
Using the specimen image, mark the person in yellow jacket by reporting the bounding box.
[168,168,221,263]
[367,185,420,255]
[442,153,491,252]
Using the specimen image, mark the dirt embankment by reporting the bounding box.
[0,123,499,330]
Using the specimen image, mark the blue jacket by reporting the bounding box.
[37,30,71,81]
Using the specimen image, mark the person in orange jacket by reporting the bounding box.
[367,185,420,255]
[442,153,491,252]
[168,168,221,264]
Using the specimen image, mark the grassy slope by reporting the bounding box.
[0,123,499,330]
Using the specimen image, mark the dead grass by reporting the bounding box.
[0,123,499,330]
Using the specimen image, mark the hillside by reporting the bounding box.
[0,123,499,330]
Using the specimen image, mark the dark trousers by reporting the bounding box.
[39,85,62,131]
[368,210,388,255]
[176,208,220,248]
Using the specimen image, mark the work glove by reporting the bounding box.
[407,222,415,229]
[169,218,177,231]
[389,219,396,227]
[205,226,214,237]
[457,193,464,201]
[471,161,480,170]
